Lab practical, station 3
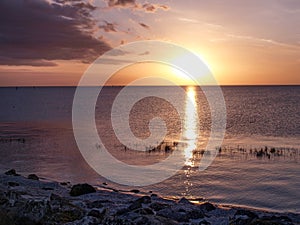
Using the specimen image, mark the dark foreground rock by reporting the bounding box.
[70,183,96,196]
[0,170,299,225]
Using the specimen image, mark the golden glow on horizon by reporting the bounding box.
[183,86,198,166]
[106,62,197,86]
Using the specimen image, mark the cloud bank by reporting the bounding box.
[0,0,111,66]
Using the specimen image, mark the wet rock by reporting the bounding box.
[0,210,14,225]
[128,199,142,211]
[86,200,103,209]
[41,187,53,191]
[199,219,211,225]
[116,207,129,216]
[198,202,216,212]
[69,183,96,196]
[149,202,169,211]
[128,196,151,211]
[8,181,19,187]
[4,169,19,176]
[0,192,8,205]
[230,209,259,225]
[138,196,151,204]
[27,174,39,180]
[134,207,154,215]
[87,209,105,219]
[248,215,293,225]
[187,209,205,219]
[133,215,149,225]
[157,207,189,222]
[49,208,83,223]
[235,209,258,219]
[151,193,158,198]
[154,215,179,225]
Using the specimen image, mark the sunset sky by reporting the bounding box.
[0,0,299,86]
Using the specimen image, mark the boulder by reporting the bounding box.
[27,174,39,181]
[69,183,96,196]
[4,169,19,176]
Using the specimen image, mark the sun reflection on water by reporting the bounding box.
[183,86,199,167]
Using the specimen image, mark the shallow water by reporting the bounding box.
[0,86,299,213]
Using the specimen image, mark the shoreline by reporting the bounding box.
[0,169,299,225]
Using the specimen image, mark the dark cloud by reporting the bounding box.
[0,0,111,66]
[99,21,117,32]
[139,23,150,29]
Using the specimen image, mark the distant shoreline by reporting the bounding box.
[0,84,299,88]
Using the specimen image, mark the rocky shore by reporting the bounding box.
[0,169,299,225]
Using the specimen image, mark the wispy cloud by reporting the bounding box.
[105,0,169,13]
[99,20,117,32]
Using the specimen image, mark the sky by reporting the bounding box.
[0,0,299,86]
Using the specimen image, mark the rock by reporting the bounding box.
[69,183,96,196]
[87,209,104,219]
[199,219,211,225]
[130,189,140,193]
[4,169,19,176]
[86,200,103,209]
[128,196,151,211]
[248,215,293,225]
[230,209,259,225]
[134,207,154,215]
[187,209,204,219]
[0,210,14,225]
[157,208,189,222]
[235,209,258,219]
[133,215,149,225]
[0,192,8,205]
[149,202,169,211]
[27,174,39,180]
[128,200,142,211]
[198,202,216,212]
[8,181,19,187]
[138,196,151,204]
[178,197,193,205]
[49,209,84,223]
[154,215,179,225]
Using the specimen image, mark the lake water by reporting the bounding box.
[0,86,299,213]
